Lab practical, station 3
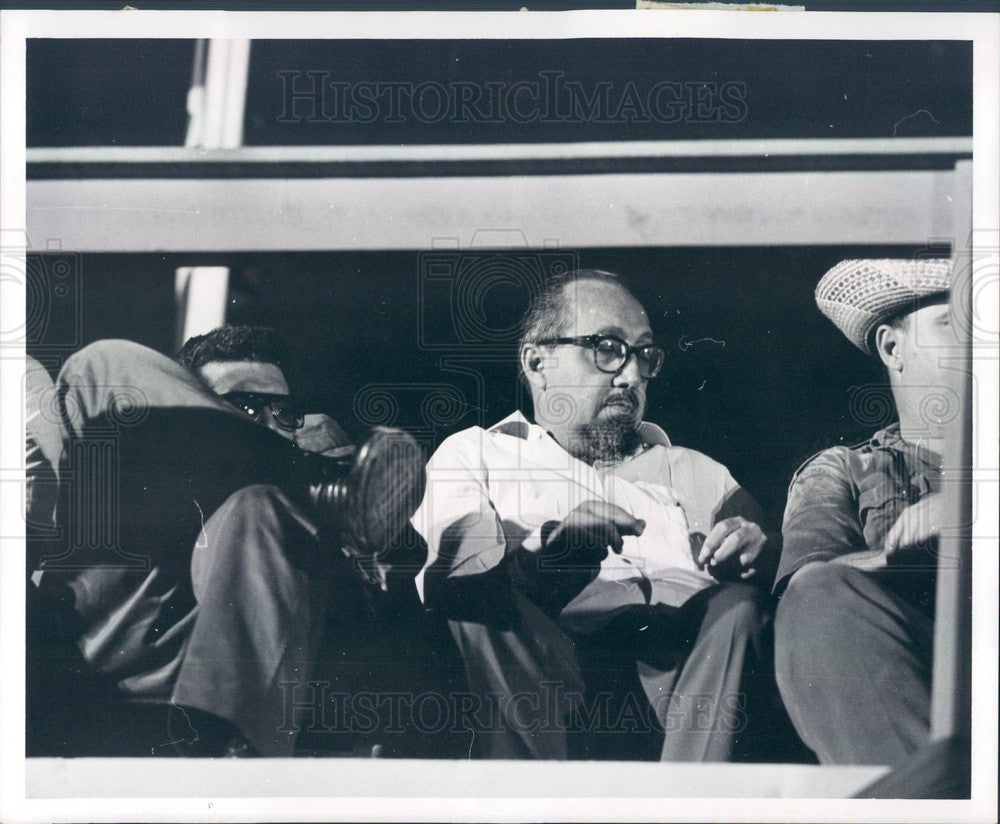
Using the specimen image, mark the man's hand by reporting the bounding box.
[829,493,943,572]
[696,516,767,580]
[541,500,646,570]
[883,492,943,562]
[354,523,428,594]
[295,413,353,457]
[508,501,645,619]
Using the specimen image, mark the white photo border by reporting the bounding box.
[1,8,997,823]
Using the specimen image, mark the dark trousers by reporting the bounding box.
[173,484,337,755]
[774,562,933,765]
[449,581,768,761]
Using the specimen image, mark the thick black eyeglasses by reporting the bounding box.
[535,335,665,379]
[222,391,305,432]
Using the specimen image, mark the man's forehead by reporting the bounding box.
[918,298,950,315]
[899,296,950,324]
[198,360,290,395]
[560,279,651,335]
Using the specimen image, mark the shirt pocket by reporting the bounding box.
[857,472,907,550]
[492,476,577,531]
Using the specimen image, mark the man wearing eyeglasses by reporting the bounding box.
[175,324,350,452]
[28,327,427,758]
[413,269,776,761]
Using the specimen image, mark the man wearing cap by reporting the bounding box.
[774,258,956,766]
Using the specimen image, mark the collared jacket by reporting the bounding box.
[777,422,941,597]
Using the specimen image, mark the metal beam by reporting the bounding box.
[27,169,958,252]
[25,137,974,166]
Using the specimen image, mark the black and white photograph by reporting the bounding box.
[0,5,997,822]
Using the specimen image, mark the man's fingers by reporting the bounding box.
[709,528,746,565]
[700,518,766,568]
[601,505,645,537]
[590,540,612,563]
[547,501,645,566]
[595,518,626,556]
[578,501,645,537]
[698,518,741,563]
[884,495,942,558]
[739,545,762,567]
[883,518,903,555]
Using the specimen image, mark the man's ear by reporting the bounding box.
[520,343,547,391]
[873,323,904,373]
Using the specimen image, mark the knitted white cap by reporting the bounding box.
[815,258,952,355]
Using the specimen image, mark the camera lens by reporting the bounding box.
[306,427,426,560]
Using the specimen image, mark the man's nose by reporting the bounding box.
[613,351,644,386]
[261,408,296,440]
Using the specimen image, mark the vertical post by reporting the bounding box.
[929,159,973,742]
[183,38,208,148]
[201,38,252,149]
[185,38,251,150]
[174,267,231,350]
[177,37,251,344]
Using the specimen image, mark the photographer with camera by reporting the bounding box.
[29,327,427,757]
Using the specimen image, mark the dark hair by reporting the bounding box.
[175,325,289,370]
[886,313,911,333]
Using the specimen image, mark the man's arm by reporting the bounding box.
[415,433,641,621]
[778,448,873,589]
[25,357,61,551]
[424,500,643,623]
[413,431,508,612]
[697,485,778,585]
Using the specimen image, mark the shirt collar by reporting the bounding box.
[870,422,903,449]
[489,410,672,448]
[870,422,941,469]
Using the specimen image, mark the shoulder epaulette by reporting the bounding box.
[789,435,873,485]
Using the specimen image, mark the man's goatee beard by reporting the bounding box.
[572,417,642,464]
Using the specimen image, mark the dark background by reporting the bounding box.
[26,244,942,528]
[24,35,971,528]
[27,38,972,146]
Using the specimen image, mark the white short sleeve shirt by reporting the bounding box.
[413,411,743,622]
